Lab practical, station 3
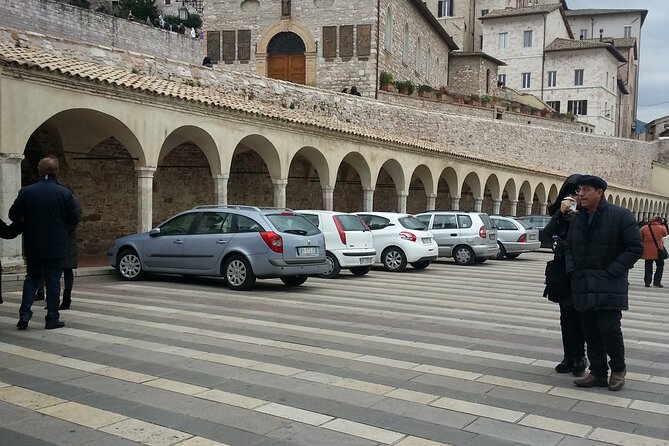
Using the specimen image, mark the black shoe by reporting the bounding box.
[16,320,29,330]
[58,299,71,311]
[555,357,573,373]
[34,291,45,301]
[45,321,65,330]
[645,284,650,287]
[654,284,664,288]
[0,296,3,304]
[572,357,587,376]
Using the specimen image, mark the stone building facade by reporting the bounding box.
[447,52,504,97]
[199,0,457,96]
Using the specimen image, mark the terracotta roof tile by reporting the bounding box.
[545,38,627,62]
[480,4,560,20]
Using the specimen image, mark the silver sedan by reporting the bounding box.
[490,215,541,259]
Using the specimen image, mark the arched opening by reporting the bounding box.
[267,32,306,84]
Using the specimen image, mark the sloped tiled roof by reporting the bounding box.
[450,51,506,66]
[564,9,648,27]
[479,4,561,20]
[545,38,627,62]
[585,37,637,60]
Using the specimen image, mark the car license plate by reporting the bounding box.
[489,234,496,240]
[530,234,536,240]
[422,237,432,244]
[297,247,318,256]
[359,257,373,265]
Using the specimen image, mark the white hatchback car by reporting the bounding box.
[295,210,376,278]
[356,212,438,272]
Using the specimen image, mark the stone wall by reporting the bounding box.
[0,0,204,65]
[448,54,501,96]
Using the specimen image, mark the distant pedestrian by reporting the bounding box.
[341,87,349,94]
[158,14,165,28]
[640,216,667,288]
[9,156,80,330]
[127,11,134,21]
[350,86,361,96]
[190,27,197,39]
[202,56,213,68]
[0,218,23,305]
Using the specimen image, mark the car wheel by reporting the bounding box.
[495,242,507,260]
[319,252,341,279]
[410,260,430,270]
[281,275,308,287]
[349,266,372,276]
[474,257,487,264]
[505,253,521,259]
[382,247,407,272]
[117,249,144,281]
[453,245,475,266]
[223,255,256,291]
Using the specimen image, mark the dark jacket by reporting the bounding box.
[564,198,642,311]
[65,225,78,270]
[9,177,80,259]
[0,219,22,240]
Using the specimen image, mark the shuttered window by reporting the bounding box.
[206,31,220,63]
[356,24,371,57]
[340,25,354,58]
[222,30,236,63]
[237,30,251,61]
[322,26,337,58]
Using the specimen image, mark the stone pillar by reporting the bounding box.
[473,198,483,212]
[492,199,502,215]
[213,174,229,206]
[272,179,288,208]
[0,153,23,268]
[509,200,518,217]
[525,203,533,216]
[322,186,334,211]
[540,202,548,215]
[450,195,461,210]
[136,167,156,233]
[426,193,437,211]
[363,188,374,212]
[397,191,408,213]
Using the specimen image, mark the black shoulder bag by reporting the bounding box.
[648,223,669,260]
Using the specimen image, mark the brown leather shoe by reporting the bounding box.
[608,370,626,391]
[574,373,608,388]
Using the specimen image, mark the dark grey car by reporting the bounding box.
[107,206,328,291]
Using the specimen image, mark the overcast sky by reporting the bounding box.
[568,0,668,123]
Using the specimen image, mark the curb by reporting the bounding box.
[1,266,115,283]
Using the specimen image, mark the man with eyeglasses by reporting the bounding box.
[564,175,642,391]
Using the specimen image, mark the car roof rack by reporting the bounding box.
[192,204,261,211]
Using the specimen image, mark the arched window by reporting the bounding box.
[402,23,409,63]
[385,7,393,52]
[426,47,432,83]
[415,37,421,73]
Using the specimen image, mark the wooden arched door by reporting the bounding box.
[267,32,306,85]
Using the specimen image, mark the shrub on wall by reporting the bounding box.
[117,0,158,21]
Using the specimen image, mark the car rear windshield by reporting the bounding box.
[516,219,535,229]
[478,214,495,229]
[335,215,367,231]
[399,216,426,230]
[266,214,321,236]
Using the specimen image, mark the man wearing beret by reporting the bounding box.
[564,175,642,391]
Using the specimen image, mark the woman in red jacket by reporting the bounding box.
[640,216,668,288]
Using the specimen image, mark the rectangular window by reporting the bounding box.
[523,30,533,48]
[164,0,171,4]
[567,100,588,115]
[624,25,632,37]
[481,9,489,16]
[579,29,588,40]
[574,69,584,86]
[437,0,453,17]
[547,71,557,87]
[237,30,251,61]
[206,31,220,64]
[322,26,337,58]
[222,30,236,63]
[356,24,372,57]
[498,32,508,49]
[497,73,506,87]
[547,101,560,113]
[339,25,354,58]
[522,72,531,89]
[479,35,483,50]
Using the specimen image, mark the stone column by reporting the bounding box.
[136,167,156,233]
[322,186,334,211]
[492,199,502,215]
[272,179,288,208]
[363,188,374,212]
[212,174,229,206]
[473,198,483,212]
[540,202,548,215]
[509,200,518,217]
[0,153,23,268]
[397,191,408,213]
[525,202,533,216]
[426,193,437,211]
[450,195,461,210]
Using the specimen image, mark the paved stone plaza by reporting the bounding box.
[0,252,667,446]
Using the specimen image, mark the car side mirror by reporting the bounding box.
[149,227,161,236]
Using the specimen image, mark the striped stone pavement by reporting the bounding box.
[0,251,667,446]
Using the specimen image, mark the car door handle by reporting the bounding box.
[450,233,457,236]
[174,240,184,245]
[216,240,227,245]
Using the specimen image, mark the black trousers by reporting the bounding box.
[580,309,625,378]
[644,258,664,286]
[560,302,585,359]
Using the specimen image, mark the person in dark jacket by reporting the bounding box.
[9,157,81,330]
[564,175,642,391]
[542,174,586,376]
[0,218,23,305]
[640,216,667,287]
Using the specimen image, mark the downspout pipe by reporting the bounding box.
[375,0,381,100]
[541,12,546,101]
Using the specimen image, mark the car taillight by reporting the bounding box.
[332,216,346,245]
[517,233,527,243]
[260,231,283,253]
[399,231,417,242]
[479,225,487,239]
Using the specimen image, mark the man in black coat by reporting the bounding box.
[564,175,642,391]
[9,157,80,330]
[0,219,23,304]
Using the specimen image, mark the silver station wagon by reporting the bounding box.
[108,206,329,291]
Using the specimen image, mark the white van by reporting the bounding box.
[295,210,376,278]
